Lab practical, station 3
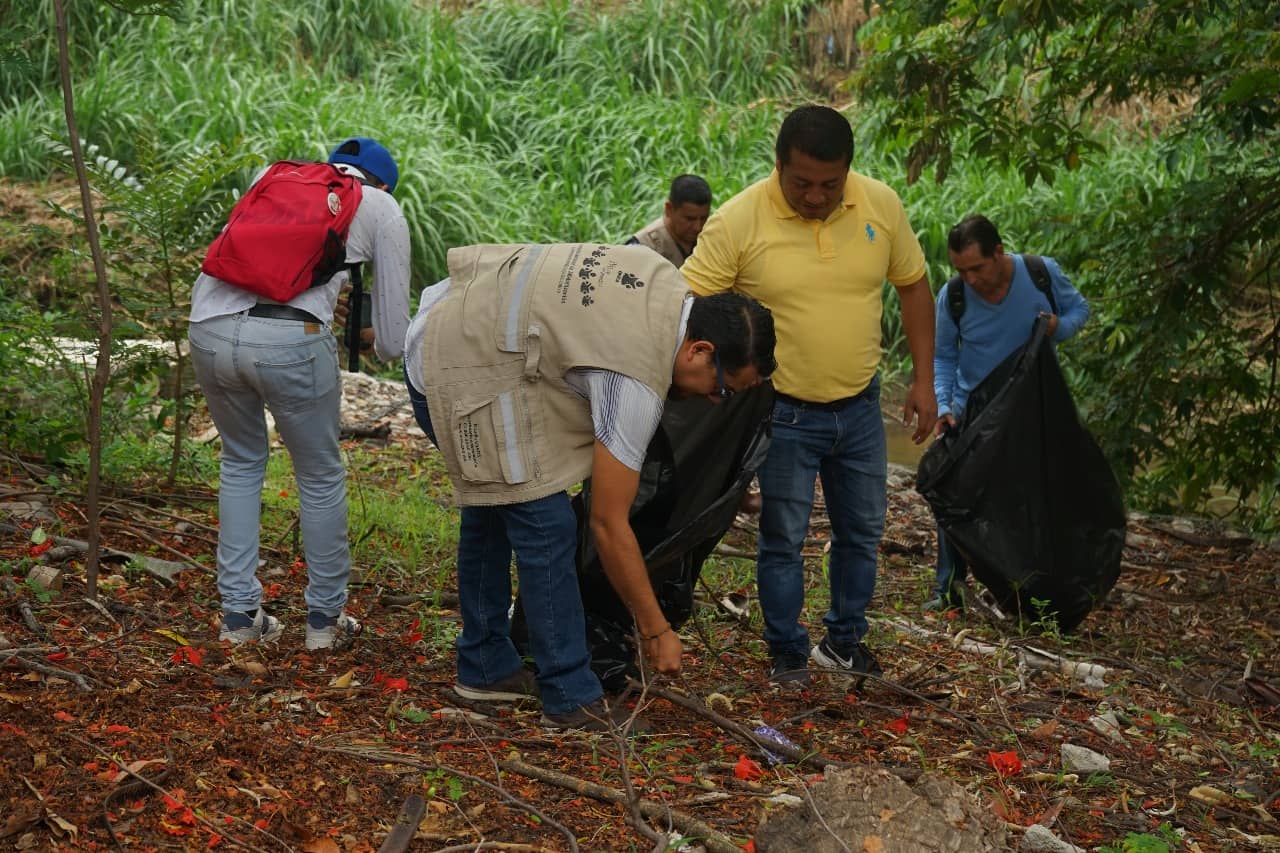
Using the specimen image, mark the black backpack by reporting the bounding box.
[946,254,1058,339]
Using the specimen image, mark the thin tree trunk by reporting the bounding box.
[53,0,111,600]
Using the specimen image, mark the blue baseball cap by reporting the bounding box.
[328,137,399,194]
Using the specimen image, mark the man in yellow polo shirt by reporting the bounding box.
[681,105,937,684]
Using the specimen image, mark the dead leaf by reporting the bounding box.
[151,629,189,646]
[301,841,339,853]
[0,810,40,840]
[234,661,268,676]
[329,669,356,688]
[1029,719,1060,741]
[1189,785,1233,806]
[863,835,884,853]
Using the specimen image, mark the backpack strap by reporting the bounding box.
[1021,254,1059,315]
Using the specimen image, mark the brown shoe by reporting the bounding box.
[738,490,762,515]
[541,699,650,734]
[454,668,539,703]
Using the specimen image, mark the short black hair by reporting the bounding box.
[948,214,1003,257]
[775,105,854,167]
[687,292,777,377]
[668,174,711,207]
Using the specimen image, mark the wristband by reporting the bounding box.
[639,623,671,642]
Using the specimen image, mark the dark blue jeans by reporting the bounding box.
[406,371,602,715]
[756,377,887,660]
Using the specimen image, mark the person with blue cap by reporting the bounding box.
[188,136,411,651]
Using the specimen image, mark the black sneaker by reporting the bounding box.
[809,636,883,678]
[454,668,539,702]
[540,699,650,734]
[767,655,811,687]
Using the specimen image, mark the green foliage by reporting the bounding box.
[855,0,1280,533]
[1097,822,1181,853]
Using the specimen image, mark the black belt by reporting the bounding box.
[247,303,321,324]
[775,390,865,412]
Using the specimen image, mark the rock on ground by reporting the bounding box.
[754,765,1009,852]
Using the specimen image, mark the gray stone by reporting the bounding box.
[1020,824,1086,853]
[754,765,1008,852]
[1061,743,1111,774]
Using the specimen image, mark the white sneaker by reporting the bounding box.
[219,609,283,645]
[305,612,362,651]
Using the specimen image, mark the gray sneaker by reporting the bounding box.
[454,668,539,703]
[305,612,362,651]
[219,608,283,645]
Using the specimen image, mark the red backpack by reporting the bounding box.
[201,161,363,301]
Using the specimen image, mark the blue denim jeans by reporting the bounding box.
[405,370,602,715]
[189,313,350,618]
[934,526,969,597]
[756,377,887,660]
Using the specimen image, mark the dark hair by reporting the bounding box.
[668,174,711,207]
[687,292,777,377]
[775,105,854,167]
[948,214,1003,257]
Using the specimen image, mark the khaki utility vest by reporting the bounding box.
[423,243,689,506]
[631,216,689,268]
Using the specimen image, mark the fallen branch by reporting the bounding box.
[2,575,50,640]
[642,682,867,776]
[0,648,96,691]
[499,757,742,853]
[0,521,189,583]
[886,618,1110,689]
[376,794,425,853]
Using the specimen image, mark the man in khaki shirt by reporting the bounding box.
[627,174,712,268]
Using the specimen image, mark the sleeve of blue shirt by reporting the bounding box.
[1045,256,1090,342]
[933,283,960,419]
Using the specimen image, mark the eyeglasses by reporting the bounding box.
[712,351,735,399]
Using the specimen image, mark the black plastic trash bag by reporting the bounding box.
[916,319,1124,632]
[514,383,773,689]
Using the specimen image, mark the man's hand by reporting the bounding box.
[334,281,353,327]
[902,380,939,444]
[1038,311,1060,336]
[640,626,683,675]
[933,412,957,437]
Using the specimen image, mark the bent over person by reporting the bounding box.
[403,243,775,731]
[926,214,1090,610]
[189,137,411,650]
[681,105,937,685]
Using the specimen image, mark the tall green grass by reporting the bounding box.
[0,0,1212,362]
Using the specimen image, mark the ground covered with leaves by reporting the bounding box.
[1,401,1278,852]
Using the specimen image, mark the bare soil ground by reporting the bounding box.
[1,376,1278,852]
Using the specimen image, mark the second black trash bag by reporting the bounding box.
[916,319,1125,632]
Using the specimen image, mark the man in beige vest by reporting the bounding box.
[403,243,775,731]
[626,174,712,268]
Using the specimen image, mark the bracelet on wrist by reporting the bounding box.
[639,623,671,642]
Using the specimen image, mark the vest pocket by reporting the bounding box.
[449,390,533,485]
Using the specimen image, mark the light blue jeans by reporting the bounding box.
[189,313,350,619]
[756,377,888,660]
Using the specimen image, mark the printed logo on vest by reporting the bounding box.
[327,191,342,217]
[865,223,876,243]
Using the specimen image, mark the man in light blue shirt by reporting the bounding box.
[926,214,1090,610]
